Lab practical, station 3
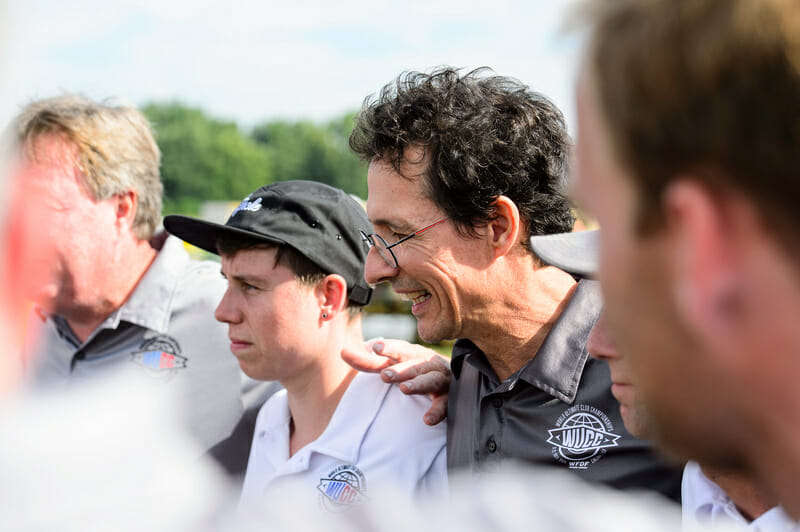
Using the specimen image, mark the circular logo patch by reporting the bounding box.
[547,404,621,469]
[317,464,367,512]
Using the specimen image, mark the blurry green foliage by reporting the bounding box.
[143,102,367,215]
[251,111,366,197]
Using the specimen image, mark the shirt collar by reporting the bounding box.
[682,461,749,527]
[681,461,800,530]
[254,374,392,471]
[305,372,391,463]
[110,233,189,334]
[452,279,601,403]
[40,233,190,341]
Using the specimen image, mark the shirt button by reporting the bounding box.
[487,438,497,453]
[492,397,503,408]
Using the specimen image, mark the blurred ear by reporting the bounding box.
[487,195,521,258]
[663,179,741,340]
[114,189,137,230]
[317,273,348,321]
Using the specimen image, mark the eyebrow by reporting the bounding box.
[220,271,267,285]
[369,217,414,233]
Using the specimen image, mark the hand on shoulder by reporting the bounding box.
[342,338,451,426]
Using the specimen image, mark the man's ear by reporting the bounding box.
[487,195,521,258]
[663,179,742,339]
[317,274,348,321]
[114,189,137,230]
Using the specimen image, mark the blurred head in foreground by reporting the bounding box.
[0,151,55,394]
[574,0,800,516]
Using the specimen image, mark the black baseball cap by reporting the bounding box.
[529,230,599,278]
[164,180,373,305]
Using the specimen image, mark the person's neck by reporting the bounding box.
[748,397,800,520]
[64,238,158,343]
[702,465,776,522]
[730,249,800,522]
[285,346,358,457]
[468,261,578,382]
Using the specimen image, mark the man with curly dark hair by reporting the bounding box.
[344,67,681,499]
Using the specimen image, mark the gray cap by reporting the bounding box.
[529,230,598,278]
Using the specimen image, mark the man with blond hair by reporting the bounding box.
[15,94,276,474]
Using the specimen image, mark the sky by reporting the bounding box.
[1,1,584,133]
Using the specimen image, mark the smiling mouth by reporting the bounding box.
[400,290,431,305]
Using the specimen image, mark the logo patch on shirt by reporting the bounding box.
[547,404,621,469]
[317,464,367,512]
[130,335,187,377]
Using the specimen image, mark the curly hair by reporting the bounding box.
[349,67,575,242]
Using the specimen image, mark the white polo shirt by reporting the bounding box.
[240,370,447,512]
[682,460,799,531]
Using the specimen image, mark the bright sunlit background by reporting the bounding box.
[2,0,582,132]
[3,1,586,346]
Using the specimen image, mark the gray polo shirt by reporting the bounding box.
[22,233,278,474]
[447,279,681,501]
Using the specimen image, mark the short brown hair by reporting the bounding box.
[586,0,800,242]
[14,94,163,239]
[216,233,364,318]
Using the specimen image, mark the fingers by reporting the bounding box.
[390,360,451,396]
[423,395,448,426]
[347,337,452,426]
[373,338,435,363]
[341,343,395,373]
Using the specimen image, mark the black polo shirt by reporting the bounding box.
[446,279,681,501]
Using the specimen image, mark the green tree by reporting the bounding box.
[251,114,367,197]
[326,111,369,196]
[143,102,273,215]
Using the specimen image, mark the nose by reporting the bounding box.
[587,312,619,362]
[364,246,399,285]
[214,286,241,324]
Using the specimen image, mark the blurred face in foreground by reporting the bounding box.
[0,156,57,392]
[572,65,739,464]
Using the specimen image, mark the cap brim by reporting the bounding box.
[164,215,286,255]
[529,230,598,278]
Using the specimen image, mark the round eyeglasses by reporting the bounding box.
[360,217,449,269]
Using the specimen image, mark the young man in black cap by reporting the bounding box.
[165,180,446,512]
